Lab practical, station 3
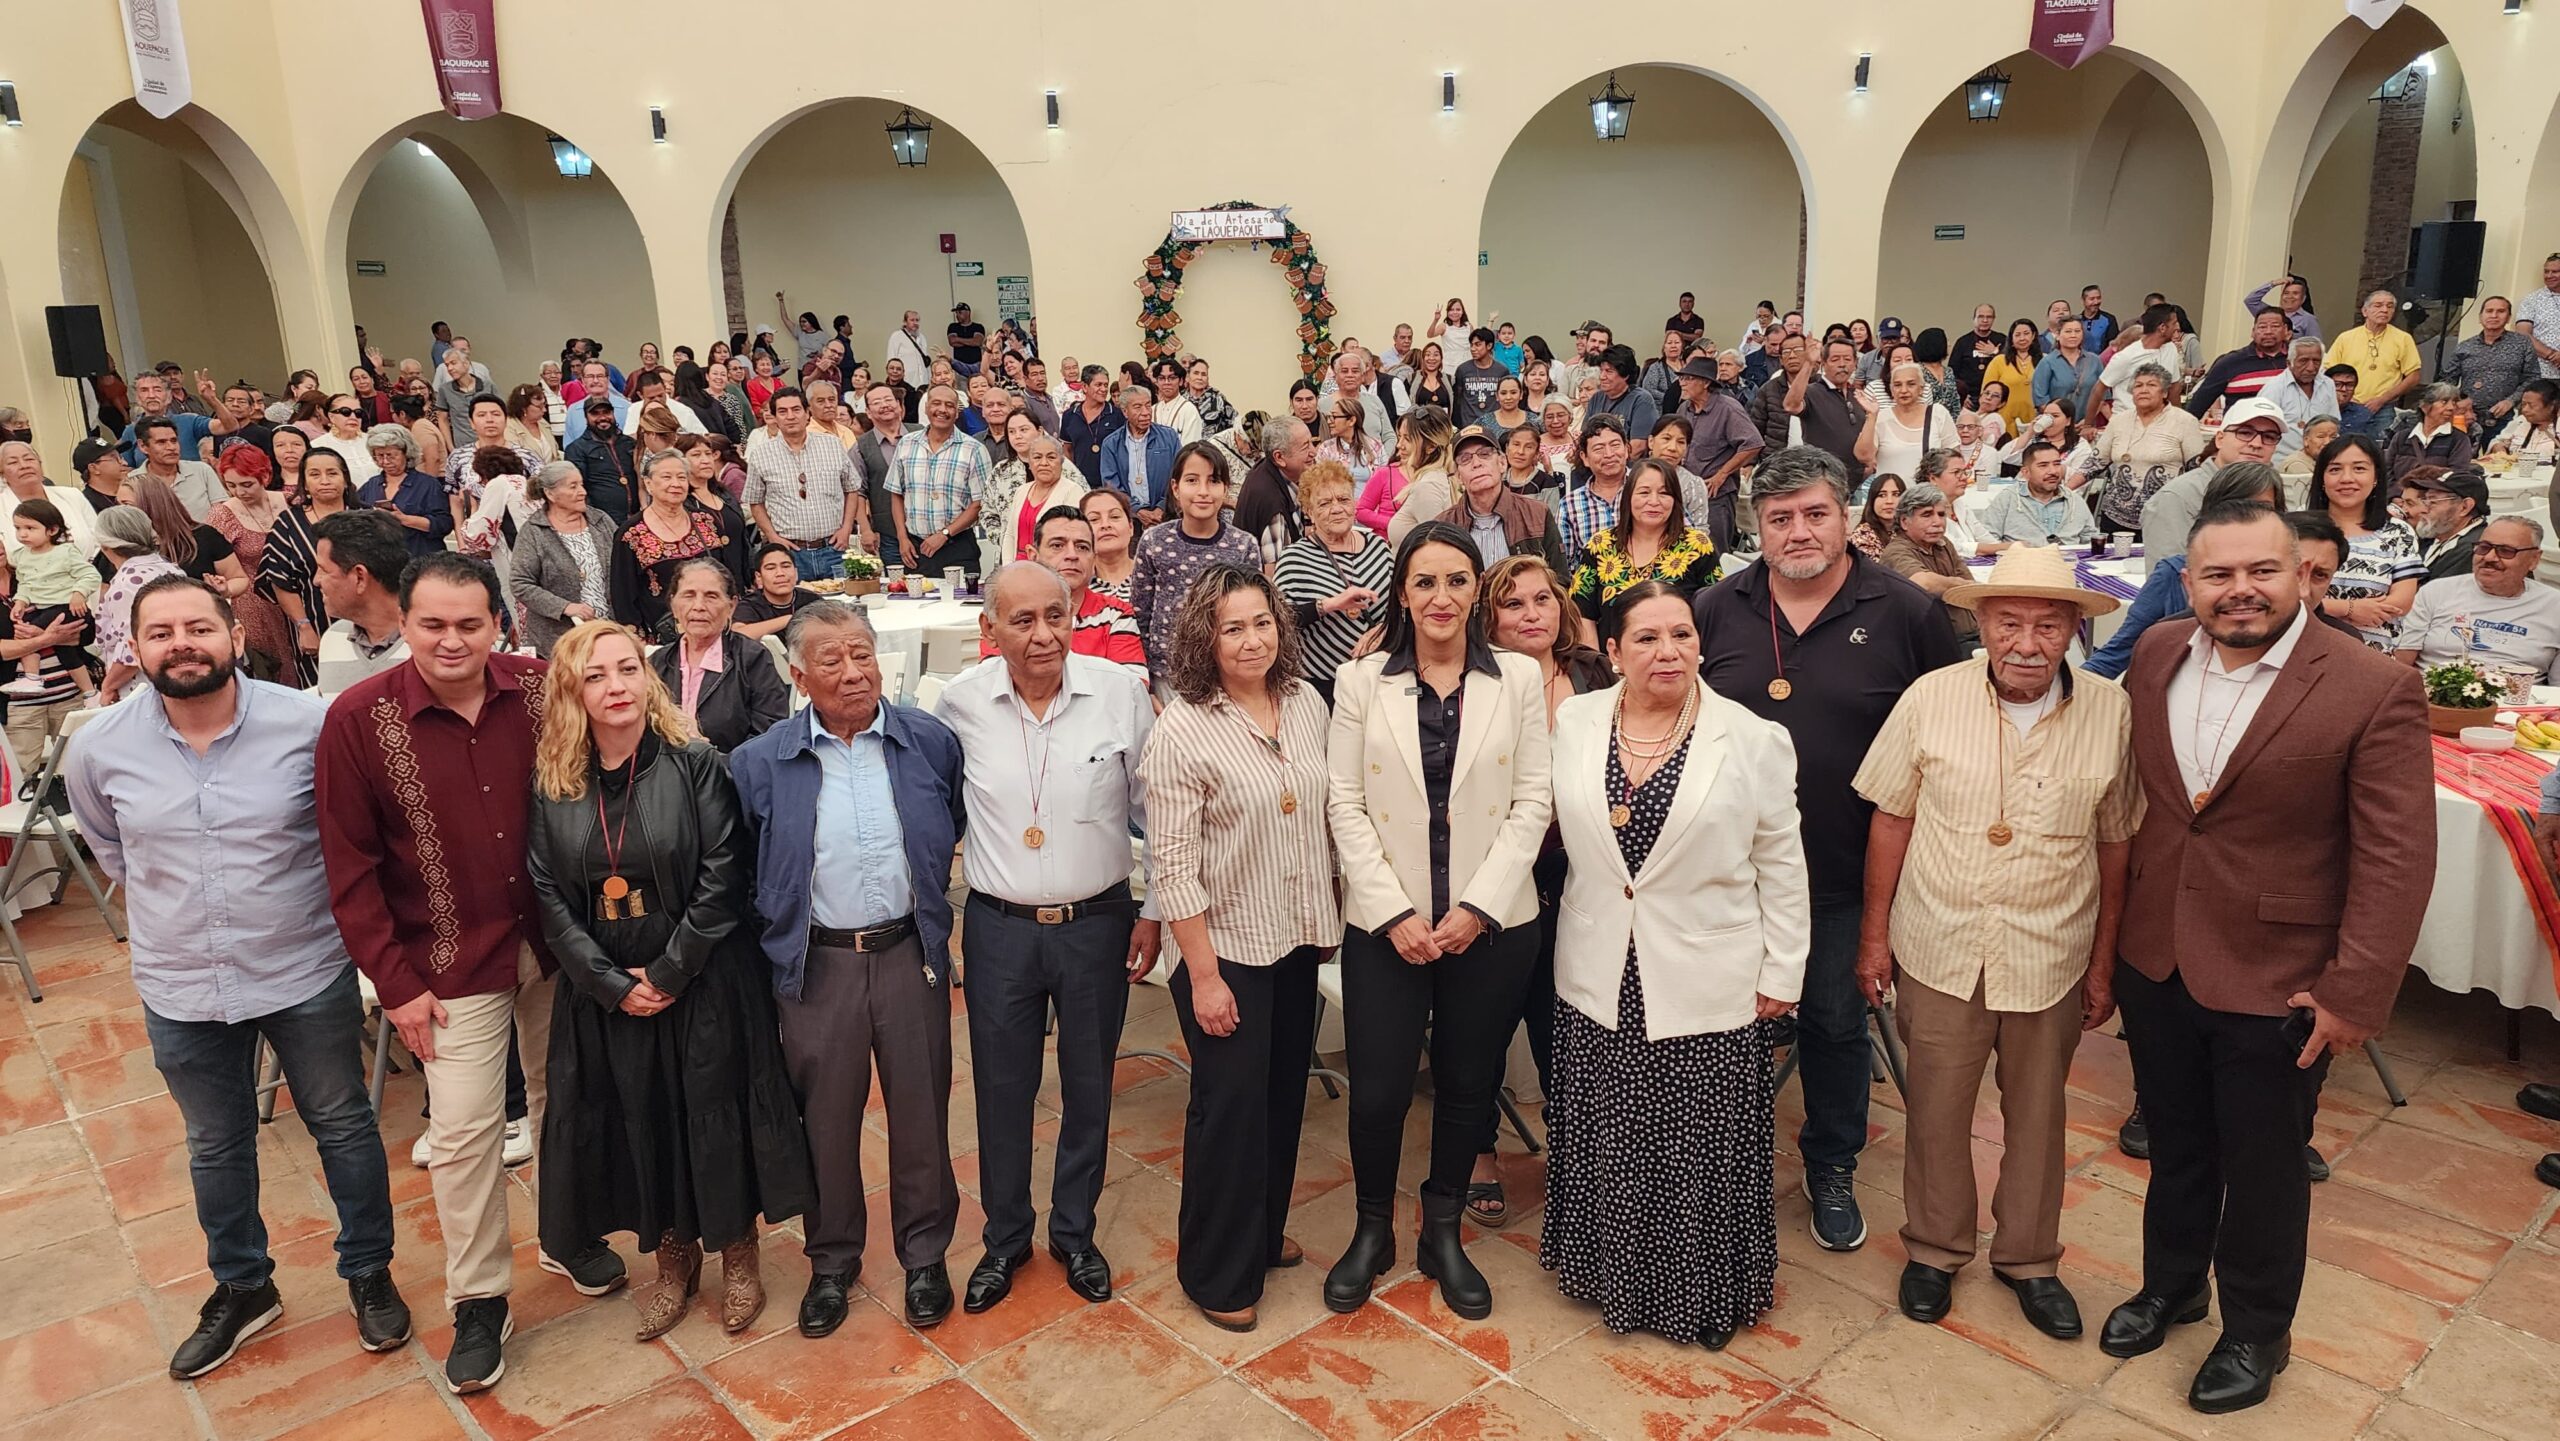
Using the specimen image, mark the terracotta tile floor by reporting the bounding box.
[4,895,2558,1441]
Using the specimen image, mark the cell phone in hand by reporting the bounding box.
[2279,1005,2317,1055]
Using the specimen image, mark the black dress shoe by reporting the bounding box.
[2305,1146,2330,1184]
[1996,1272,2083,1340]
[2190,1335,2289,1414]
[2517,1082,2560,1122]
[1898,1261,1954,1324]
[2537,1153,2560,1190]
[798,1271,854,1338]
[964,1248,1032,1314]
[904,1263,954,1328]
[2117,1104,2150,1160]
[2099,1285,2211,1358]
[1048,1242,1113,1303]
[1699,1323,1736,1351]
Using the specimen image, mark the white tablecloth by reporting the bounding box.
[2417,746,2560,1018]
[2487,461,2549,516]
[857,594,982,702]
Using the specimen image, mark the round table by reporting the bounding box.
[856,593,982,703]
[2419,741,2560,1019]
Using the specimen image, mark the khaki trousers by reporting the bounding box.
[419,945,554,1303]
[1894,971,2083,1277]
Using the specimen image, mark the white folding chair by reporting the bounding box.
[911,673,948,711]
[0,733,127,1003]
[921,625,979,677]
[874,649,908,706]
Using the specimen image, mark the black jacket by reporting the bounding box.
[649,630,791,755]
[565,428,637,524]
[526,735,746,1008]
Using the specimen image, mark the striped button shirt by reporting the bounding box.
[1136,684,1342,966]
[743,429,857,543]
[1850,659,2144,1012]
[888,429,992,536]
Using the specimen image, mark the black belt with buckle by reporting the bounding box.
[809,916,916,952]
[969,882,1135,926]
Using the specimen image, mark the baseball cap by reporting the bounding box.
[1878,318,1905,339]
[71,438,118,473]
[951,302,972,313]
[2406,467,2490,509]
[2219,397,2286,433]
[583,396,617,415]
[1570,319,1606,336]
[1451,425,1499,457]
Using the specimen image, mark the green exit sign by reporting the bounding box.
[1932,225,1965,241]
[1478,250,1489,267]
[953,260,985,277]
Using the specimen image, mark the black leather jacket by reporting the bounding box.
[648,630,790,755]
[526,735,747,1009]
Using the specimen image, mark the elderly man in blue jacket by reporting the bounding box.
[1097,386,1182,520]
[730,600,967,1340]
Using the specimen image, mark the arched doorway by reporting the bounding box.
[57,102,293,416]
[1481,66,1806,360]
[1879,52,2215,340]
[2283,10,2474,345]
[333,113,660,386]
[721,100,1032,382]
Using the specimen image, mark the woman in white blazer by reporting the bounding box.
[1323,520,1553,1321]
[1540,581,1808,1352]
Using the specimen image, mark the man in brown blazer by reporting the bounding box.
[2100,501,2433,1415]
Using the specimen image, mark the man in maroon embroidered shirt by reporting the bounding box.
[315,552,624,1395]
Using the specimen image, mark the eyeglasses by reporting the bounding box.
[2476,541,2540,561]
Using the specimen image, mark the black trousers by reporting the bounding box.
[1342,921,1539,1203]
[906,529,985,579]
[2116,965,2331,1343]
[1169,947,1320,1312]
[962,897,1135,1256]
[1482,855,1566,1155]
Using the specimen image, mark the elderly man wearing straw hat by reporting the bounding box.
[1847,547,2144,1340]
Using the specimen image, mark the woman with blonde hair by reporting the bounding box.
[1384,405,1459,545]
[527,619,813,1344]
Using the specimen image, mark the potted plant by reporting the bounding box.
[2423,660,2499,735]
[840,550,882,597]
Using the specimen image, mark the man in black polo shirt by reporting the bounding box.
[1786,338,1869,487]
[1692,445,1964,1254]
[947,303,989,377]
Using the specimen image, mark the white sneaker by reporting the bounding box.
[0,677,53,700]
[409,1132,431,1169]
[500,1120,534,1168]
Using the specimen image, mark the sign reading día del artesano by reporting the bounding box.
[118,0,191,119]
[2028,0,2112,69]
[1169,207,1291,243]
[419,0,502,120]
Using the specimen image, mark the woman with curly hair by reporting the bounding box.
[526,619,813,1343]
[1137,565,1339,1333]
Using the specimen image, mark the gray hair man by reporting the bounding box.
[2394,513,2560,680]
[929,561,1157,1315]
[1693,446,1967,1255]
[729,599,968,1337]
[1854,545,2138,1339]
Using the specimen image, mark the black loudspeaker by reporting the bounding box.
[44,305,109,378]
[2406,220,2487,302]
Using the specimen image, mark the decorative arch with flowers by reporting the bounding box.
[1134,201,1337,376]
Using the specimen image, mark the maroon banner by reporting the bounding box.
[2029,0,2113,69]
[419,0,501,119]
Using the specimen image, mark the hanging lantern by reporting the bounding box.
[1965,67,2011,122]
[546,134,593,179]
[1588,71,1635,141]
[885,107,933,167]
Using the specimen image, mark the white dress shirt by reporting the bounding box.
[935,652,1156,913]
[2166,605,2309,803]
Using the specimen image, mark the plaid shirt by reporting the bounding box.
[1558,481,1624,568]
[888,428,992,536]
[742,429,857,543]
[2513,286,2560,379]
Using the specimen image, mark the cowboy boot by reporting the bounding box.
[633,1231,702,1341]
[720,1232,766,1334]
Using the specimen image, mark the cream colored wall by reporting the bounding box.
[74,122,287,388]
[2288,44,2478,321]
[344,118,660,382]
[1,1,2554,458]
[1480,67,1802,354]
[1878,57,2208,327]
[727,102,1031,377]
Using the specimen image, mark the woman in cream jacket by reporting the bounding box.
[1540,581,1807,1351]
[1323,521,1553,1322]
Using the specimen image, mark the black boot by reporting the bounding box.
[1324,1198,1397,1313]
[1416,1189,1491,1321]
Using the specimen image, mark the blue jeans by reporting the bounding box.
[790,545,844,583]
[143,968,396,1289]
[1795,895,1871,1174]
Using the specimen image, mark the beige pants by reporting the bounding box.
[1894,971,2083,1277]
[4,695,80,780]
[419,945,554,1303]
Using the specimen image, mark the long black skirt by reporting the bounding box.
[538,939,816,1254]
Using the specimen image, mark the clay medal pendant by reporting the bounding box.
[1024,825,1046,849]
[1987,823,2014,846]
[1280,790,1299,816]
[1609,803,1632,828]
[2191,790,2211,812]
[601,875,629,900]
[1767,678,1793,701]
